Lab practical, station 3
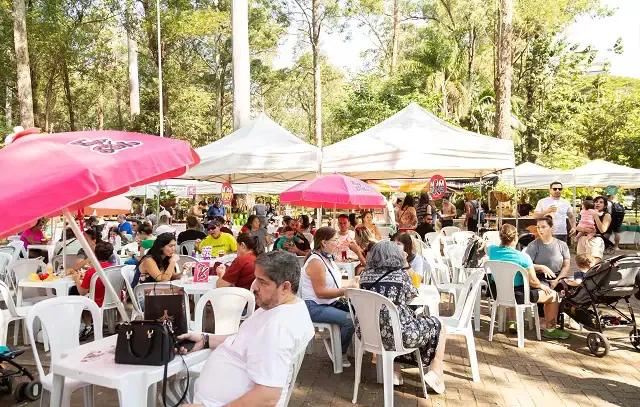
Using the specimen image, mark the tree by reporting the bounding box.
[494,0,512,140]
[12,0,33,127]
[124,1,140,117]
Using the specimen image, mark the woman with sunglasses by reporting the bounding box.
[533,181,576,244]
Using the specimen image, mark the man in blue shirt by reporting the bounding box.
[207,197,227,220]
[117,215,133,235]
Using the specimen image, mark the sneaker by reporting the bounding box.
[543,328,570,340]
[341,354,351,368]
[507,321,517,333]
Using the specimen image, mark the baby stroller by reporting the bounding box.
[560,254,640,357]
[0,346,42,401]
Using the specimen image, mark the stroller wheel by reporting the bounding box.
[13,381,27,402]
[24,380,42,401]
[630,329,640,351]
[587,332,610,357]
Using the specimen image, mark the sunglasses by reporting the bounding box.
[552,187,563,191]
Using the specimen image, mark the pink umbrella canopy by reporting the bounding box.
[0,130,200,238]
[85,195,133,216]
[280,173,386,209]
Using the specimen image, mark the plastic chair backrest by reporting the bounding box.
[7,236,21,242]
[26,296,103,379]
[0,252,12,283]
[484,260,531,306]
[450,270,485,329]
[441,226,461,236]
[51,254,78,274]
[303,232,314,244]
[89,265,125,309]
[133,282,181,313]
[194,287,255,335]
[7,241,26,261]
[6,259,47,290]
[345,288,406,354]
[120,242,139,256]
[453,231,475,245]
[483,231,501,247]
[120,265,141,316]
[378,227,392,239]
[446,245,467,269]
[282,343,308,407]
[177,255,198,274]
[405,230,421,241]
[425,232,440,246]
[178,240,197,256]
[0,280,20,316]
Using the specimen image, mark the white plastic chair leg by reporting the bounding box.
[464,327,480,382]
[352,341,364,404]
[488,301,498,342]
[117,378,149,407]
[13,320,20,346]
[473,295,481,332]
[331,324,343,374]
[0,320,8,346]
[534,306,541,340]
[382,354,395,407]
[414,349,429,399]
[83,385,94,407]
[516,307,525,348]
[305,337,314,355]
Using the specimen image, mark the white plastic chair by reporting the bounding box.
[52,254,78,274]
[120,265,142,320]
[282,345,309,407]
[193,287,255,335]
[0,252,12,285]
[440,270,485,382]
[307,321,344,374]
[132,282,182,315]
[302,232,314,244]
[425,232,440,246]
[485,261,541,348]
[89,265,125,334]
[378,227,392,239]
[346,288,428,406]
[0,280,32,346]
[7,240,27,262]
[6,259,51,300]
[119,242,139,257]
[441,226,461,237]
[452,231,475,245]
[177,255,198,274]
[445,244,468,284]
[427,260,461,310]
[483,231,501,247]
[26,296,103,407]
[177,240,197,256]
[7,235,21,242]
[405,230,421,241]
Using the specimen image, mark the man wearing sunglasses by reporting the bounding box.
[534,182,575,244]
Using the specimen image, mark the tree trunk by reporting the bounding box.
[217,64,226,138]
[61,59,75,131]
[312,0,322,170]
[127,31,140,117]
[467,27,476,88]
[30,63,40,126]
[116,86,124,129]
[494,0,513,140]
[44,66,56,132]
[5,85,11,127]
[231,0,250,130]
[390,0,399,75]
[97,85,104,130]
[12,0,34,128]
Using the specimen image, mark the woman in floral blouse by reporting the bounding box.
[396,194,418,230]
[358,240,447,394]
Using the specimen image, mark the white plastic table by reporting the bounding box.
[50,335,212,407]
[16,277,76,305]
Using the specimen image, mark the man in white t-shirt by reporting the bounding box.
[336,214,356,256]
[179,251,314,407]
[534,181,576,244]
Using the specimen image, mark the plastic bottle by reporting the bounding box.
[191,249,196,259]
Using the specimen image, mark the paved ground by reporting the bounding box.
[2,251,640,406]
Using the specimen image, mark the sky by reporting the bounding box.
[274,0,640,79]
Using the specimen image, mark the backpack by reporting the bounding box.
[462,235,487,268]
[471,200,485,224]
[611,202,625,223]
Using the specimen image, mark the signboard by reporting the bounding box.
[605,185,618,196]
[221,182,234,205]
[186,185,197,196]
[193,262,210,283]
[429,175,447,200]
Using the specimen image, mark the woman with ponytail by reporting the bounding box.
[216,232,264,290]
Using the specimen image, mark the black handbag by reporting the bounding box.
[115,321,189,406]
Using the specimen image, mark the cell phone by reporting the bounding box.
[175,339,196,352]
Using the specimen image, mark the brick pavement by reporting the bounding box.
[3,255,640,406]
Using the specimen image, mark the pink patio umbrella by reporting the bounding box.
[0,129,200,321]
[280,173,386,209]
[85,195,133,216]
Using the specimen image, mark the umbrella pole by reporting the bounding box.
[64,210,130,323]
[62,217,67,271]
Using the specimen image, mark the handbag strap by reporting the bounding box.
[125,328,156,360]
[161,324,189,407]
[314,253,341,290]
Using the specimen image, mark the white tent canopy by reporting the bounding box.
[500,162,572,189]
[569,160,640,188]
[125,179,298,197]
[321,103,515,179]
[181,113,319,183]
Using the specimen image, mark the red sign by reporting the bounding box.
[221,182,234,205]
[193,262,210,283]
[186,185,197,196]
[429,175,447,200]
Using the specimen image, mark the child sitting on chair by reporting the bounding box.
[274,226,302,251]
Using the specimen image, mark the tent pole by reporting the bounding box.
[64,211,130,323]
[513,169,519,232]
[62,217,67,271]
